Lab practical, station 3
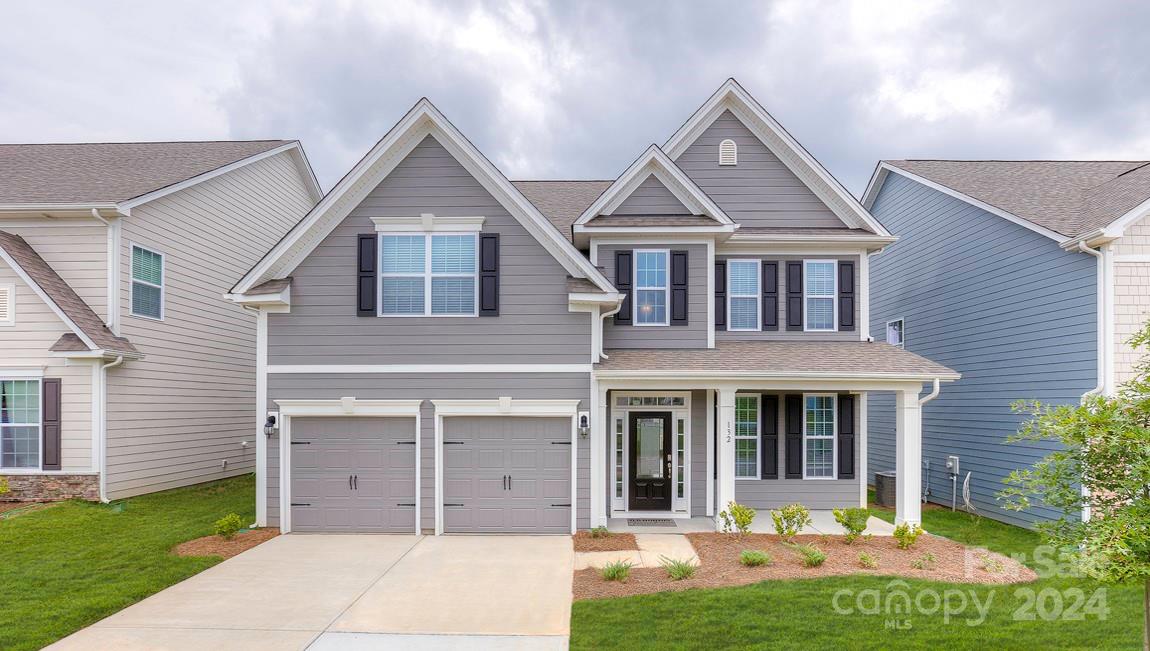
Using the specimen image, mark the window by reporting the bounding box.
[130,245,164,319]
[0,283,13,326]
[634,250,668,325]
[719,139,738,166]
[615,396,685,407]
[804,395,836,479]
[0,379,40,469]
[727,260,760,331]
[886,319,904,348]
[380,234,477,316]
[804,260,836,331]
[735,395,759,478]
[615,417,624,499]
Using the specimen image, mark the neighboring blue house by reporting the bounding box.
[861,160,1150,527]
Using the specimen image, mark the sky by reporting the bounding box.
[1,0,1147,195]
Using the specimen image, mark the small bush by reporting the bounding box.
[791,543,827,568]
[832,507,871,544]
[858,551,879,569]
[600,560,633,582]
[589,526,611,539]
[660,556,697,580]
[718,501,757,535]
[910,552,937,570]
[0,476,8,497]
[770,503,812,540]
[893,522,924,550]
[214,513,244,540]
[740,549,772,567]
[981,555,1005,574]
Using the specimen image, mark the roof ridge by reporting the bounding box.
[0,139,291,147]
[511,179,614,183]
[889,158,1149,163]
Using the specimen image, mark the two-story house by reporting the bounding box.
[230,80,957,535]
[0,141,320,502]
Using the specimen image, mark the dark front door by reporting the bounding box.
[628,411,672,511]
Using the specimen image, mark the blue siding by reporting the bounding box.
[867,173,1096,528]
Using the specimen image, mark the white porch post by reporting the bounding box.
[591,382,608,527]
[715,386,737,530]
[895,388,923,526]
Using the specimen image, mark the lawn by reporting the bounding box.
[0,474,256,651]
[571,503,1144,650]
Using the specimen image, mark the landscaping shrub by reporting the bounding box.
[660,556,696,580]
[718,501,756,535]
[600,560,633,582]
[589,526,611,539]
[770,503,811,540]
[981,554,1005,574]
[213,513,244,540]
[790,543,827,568]
[0,476,8,497]
[857,551,879,569]
[740,549,772,567]
[893,522,923,550]
[832,507,870,544]
[911,552,937,570]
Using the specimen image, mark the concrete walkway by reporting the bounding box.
[574,533,699,569]
[606,513,897,536]
[48,534,573,650]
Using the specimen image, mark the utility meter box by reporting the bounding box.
[945,455,960,476]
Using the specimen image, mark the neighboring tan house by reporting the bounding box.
[229,79,957,535]
[0,141,321,502]
[862,160,1150,527]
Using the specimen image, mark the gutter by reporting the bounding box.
[1076,242,1107,400]
[919,377,941,406]
[598,301,625,360]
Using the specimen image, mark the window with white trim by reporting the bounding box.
[380,233,477,316]
[727,260,760,331]
[0,379,40,469]
[719,139,738,165]
[0,283,14,326]
[804,260,836,331]
[886,319,904,348]
[130,245,164,319]
[735,395,759,478]
[634,250,668,325]
[804,395,836,479]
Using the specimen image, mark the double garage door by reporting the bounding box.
[290,415,570,534]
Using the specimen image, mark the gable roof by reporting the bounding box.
[662,79,890,236]
[233,99,615,294]
[512,180,611,242]
[0,231,138,357]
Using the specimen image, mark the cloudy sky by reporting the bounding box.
[1,0,1147,194]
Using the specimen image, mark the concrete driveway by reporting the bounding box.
[48,535,573,650]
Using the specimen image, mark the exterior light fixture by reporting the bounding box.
[263,414,278,437]
[577,412,590,438]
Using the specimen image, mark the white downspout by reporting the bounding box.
[1077,242,1106,401]
[95,355,124,502]
[598,301,624,360]
[91,209,120,334]
[918,377,941,406]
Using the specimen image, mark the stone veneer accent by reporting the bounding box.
[0,473,100,501]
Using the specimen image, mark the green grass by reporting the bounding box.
[0,475,255,651]
[571,500,1143,650]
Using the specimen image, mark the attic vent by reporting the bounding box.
[719,139,737,166]
[0,284,12,325]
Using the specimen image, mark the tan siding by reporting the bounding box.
[105,151,314,499]
[1114,216,1150,385]
[0,218,108,320]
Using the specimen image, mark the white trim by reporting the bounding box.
[267,363,593,375]
[724,232,897,248]
[858,392,868,507]
[608,391,692,517]
[128,243,165,321]
[705,389,714,516]
[105,217,121,334]
[0,282,15,327]
[0,202,119,213]
[633,249,670,326]
[0,376,43,471]
[377,232,479,318]
[373,214,485,233]
[801,393,837,480]
[725,259,761,331]
[706,239,715,348]
[803,259,838,332]
[0,367,43,378]
[595,369,959,382]
[255,308,268,527]
[0,246,100,351]
[1115,254,1150,263]
[859,249,872,341]
[885,318,905,348]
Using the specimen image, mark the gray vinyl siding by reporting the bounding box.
[716,254,860,342]
[105,150,315,499]
[611,174,691,215]
[267,135,591,365]
[599,243,708,348]
[266,372,591,531]
[674,110,846,229]
[689,389,708,515]
[866,172,1097,528]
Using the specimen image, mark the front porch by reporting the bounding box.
[605,512,896,536]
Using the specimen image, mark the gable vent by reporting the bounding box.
[719,139,737,166]
[0,284,12,325]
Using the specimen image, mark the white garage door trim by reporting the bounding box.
[276,398,423,534]
[432,398,581,535]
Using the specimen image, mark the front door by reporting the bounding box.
[628,411,672,511]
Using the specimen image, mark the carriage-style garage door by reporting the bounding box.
[442,416,571,534]
[290,416,417,533]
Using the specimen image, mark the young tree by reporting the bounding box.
[1000,320,1150,650]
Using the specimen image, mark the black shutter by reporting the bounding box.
[786,261,803,331]
[614,250,633,325]
[714,260,726,329]
[762,261,778,331]
[42,378,61,471]
[479,233,500,316]
[760,394,778,479]
[784,394,802,478]
[670,250,688,326]
[838,394,856,479]
[838,261,855,331]
[356,234,377,316]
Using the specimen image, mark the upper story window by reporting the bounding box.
[0,379,40,469]
[804,394,836,479]
[719,139,738,166]
[735,394,759,478]
[380,233,477,316]
[634,250,668,325]
[886,319,904,348]
[130,245,164,320]
[727,260,760,331]
[804,260,836,331]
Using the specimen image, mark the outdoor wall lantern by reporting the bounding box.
[263,414,278,437]
[578,412,590,438]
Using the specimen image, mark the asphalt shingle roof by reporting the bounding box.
[512,180,611,242]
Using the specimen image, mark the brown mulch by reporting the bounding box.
[573,532,1036,601]
[573,531,638,552]
[0,502,29,515]
[173,528,280,559]
[0,502,56,519]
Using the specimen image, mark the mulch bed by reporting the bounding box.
[573,532,1035,601]
[173,528,280,559]
[0,502,56,519]
[573,531,638,552]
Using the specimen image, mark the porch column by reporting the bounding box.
[715,386,737,530]
[895,388,923,526]
[591,383,608,527]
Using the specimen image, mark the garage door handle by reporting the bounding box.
[550,441,571,445]
[396,441,416,445]
[551,503,571,507]
[444,441,465,445]
[396,503,416,507]
[291,502,311,507]
[444,503,464,507]
[291,441,311,445]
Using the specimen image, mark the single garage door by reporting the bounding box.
[291,416,417,532]
[443,416,571,534]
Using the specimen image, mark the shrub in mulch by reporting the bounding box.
[572,532,1036,601]
[173,527,280,559]
[573,530,638,552]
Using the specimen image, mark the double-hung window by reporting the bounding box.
[727,260,760,331]
[735,395,759,478]
[803,394,836,479]
[0,379,40,469]
[380,234,477,316]
[804,260,836,331]
[130,245,164,320]
[634,250,668,325]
